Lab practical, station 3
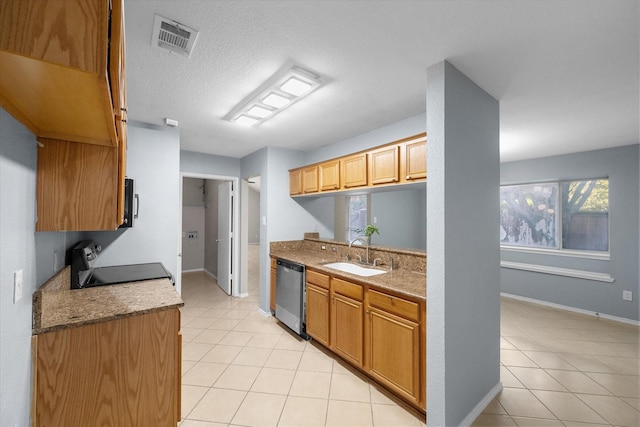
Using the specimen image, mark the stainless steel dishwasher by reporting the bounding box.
[275,258,308,339]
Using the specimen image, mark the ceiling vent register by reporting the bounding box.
[151,14,199,58]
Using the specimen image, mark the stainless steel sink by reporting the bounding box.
[323,262,387,277]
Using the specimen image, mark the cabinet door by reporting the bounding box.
[111,0,127,225]
[270,266,277,313]
[368,307,421,406]
[289,170,302,195]
[370,145,399,185]
[36,138,120,231]
[342,153,368,188]
[403,138,427,181]
[302,166,319,193]
[306,283,330,347]
[331,293,364,367]
[33,309,181,427]
[320,160,340,191]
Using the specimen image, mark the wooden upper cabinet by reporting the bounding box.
[0,0,123,147]
[342,153,368,188]
[319,160,340,191]
[401,135,427,181]
[289,170,302,196]
[302,165,319,193]
[36,138,120,231]
[370,145,399,185]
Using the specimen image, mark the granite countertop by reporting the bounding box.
[33,267,184,335]
[270,249,426,300]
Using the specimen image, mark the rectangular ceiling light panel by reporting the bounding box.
[227,65,323,126]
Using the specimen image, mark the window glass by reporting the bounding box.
[500,183,558,248]
[347,195,368,241]
[562,179,609,251]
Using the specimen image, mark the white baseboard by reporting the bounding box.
[182,268,204,273]
[459,382,503,427]
[203,269,217,280]
[237,292,249,298]
[501,292,640,326]
[258,308,272,317]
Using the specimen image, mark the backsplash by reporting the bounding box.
[270,237,426,273]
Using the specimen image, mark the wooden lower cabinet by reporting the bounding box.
[367,307,421,406]
[306,283,330,346]
[305,272,425,411]
[330,278,364,368]
[31,308,182,427]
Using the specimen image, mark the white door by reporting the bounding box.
[217,181,232,295]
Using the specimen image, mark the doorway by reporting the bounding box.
[177,173,239,296]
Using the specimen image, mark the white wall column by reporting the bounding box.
[426,60,501,426]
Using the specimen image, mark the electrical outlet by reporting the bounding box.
[623,290,633,301]
[187,231,198,239]
[321,245,326,250]
[13,269,23,303]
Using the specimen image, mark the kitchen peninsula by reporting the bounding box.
[270,236,426,411]
[31,267,184,427]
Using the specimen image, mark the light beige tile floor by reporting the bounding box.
[179,268,425,427]
[474,298,639,427]
[180,247,638,427]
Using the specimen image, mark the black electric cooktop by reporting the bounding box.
[86,262,172,287]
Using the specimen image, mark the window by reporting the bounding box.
[562,179,609,251]
[500,178,608,252]
[346,194,368,241]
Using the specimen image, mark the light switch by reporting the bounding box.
[13,269,23,303]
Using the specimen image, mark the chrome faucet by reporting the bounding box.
[349,237,369,264]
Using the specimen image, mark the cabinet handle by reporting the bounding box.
[134,194,140,219]
[406,175,411,180]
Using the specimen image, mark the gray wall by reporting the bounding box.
[181,150,241,177]
[426,61,501,426]
[501,144,640,321]
[0,109,82,425]
[86,124,181,281]
[248,187,260,244]
[204,180,220,277]
[371,188,426,250]
[304,113,425,164]
[183,177,205,206]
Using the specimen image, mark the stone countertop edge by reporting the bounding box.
[33,267,184,335]
[270,249,426,301]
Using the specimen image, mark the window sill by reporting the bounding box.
[500,245,610,261]
[500,261,615,283]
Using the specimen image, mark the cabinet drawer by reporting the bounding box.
[307,269,330,289]
[368,289,419,322]
[332,278,363,301]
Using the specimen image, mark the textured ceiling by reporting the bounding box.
[124,1,639,162]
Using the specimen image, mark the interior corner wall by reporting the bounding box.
[500,144,640,321]
[0,108,82,425]
[85,124,180,280]
[426,61,501,426]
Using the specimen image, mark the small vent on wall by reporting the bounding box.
[151,14,199,58]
